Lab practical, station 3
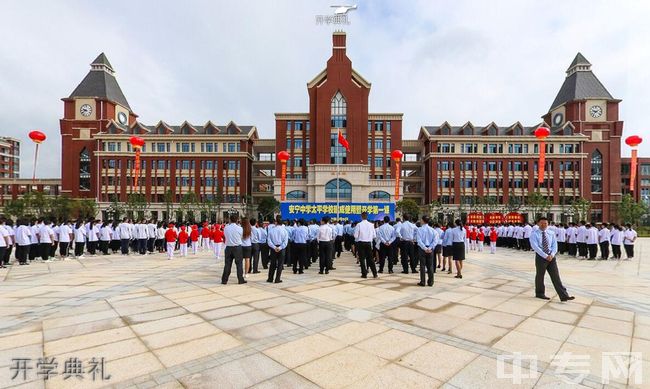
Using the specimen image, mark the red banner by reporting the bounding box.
[505,212,524,223]
[484,212,504,225]
[467,212,484,225]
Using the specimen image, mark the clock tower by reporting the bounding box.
[60,53,137,199]
[543,53,623,221]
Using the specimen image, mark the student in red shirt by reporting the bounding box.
[477,229,484,252]
[164,223,178,260]
[489,227,498,254]
[212,224,224,260]
[201,223,211,251]
[469,228,478,251]
[190,225,199,255]
[178,225,189,257]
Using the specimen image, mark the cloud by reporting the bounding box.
[1,0,649,179]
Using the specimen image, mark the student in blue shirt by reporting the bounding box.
[416,217,438,287]
[452,220,466,279]
[222,214,246,285]
[267,216,289,283]
[530,217,575,302]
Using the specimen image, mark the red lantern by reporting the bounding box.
[391,150,403,201]
[626,135,643,191]
[129,136,145,188]
[534,127,551,185]
[277,150,290,201]
[28,130,47,182]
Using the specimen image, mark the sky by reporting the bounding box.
[1,0,649,178]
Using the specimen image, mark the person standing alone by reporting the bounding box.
[222,215,246,285]
[530,217,575,302]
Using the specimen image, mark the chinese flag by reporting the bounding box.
[338,130,350,152]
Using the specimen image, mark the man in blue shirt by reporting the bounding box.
[308,219,319,264]
[377,216,396,274]
[399,215,417,274]
[267,215,289,283]
[292,219,309,274]
[530,217,575,302]
[250,218,261,274]
[258,218,270,269]
[222,214,246,285]
[417,218,438,287]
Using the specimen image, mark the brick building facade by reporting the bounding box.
[0,137,20,179]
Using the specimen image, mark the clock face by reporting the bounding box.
[117,112,127,125]
[553,113,564,126]
[589,105,603,118]
[80,104,93,117]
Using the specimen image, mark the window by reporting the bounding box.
[386,139,391,150]
[205,143,214,153]
[374,157,383,168]
[306,122,310,132]
[374,122,383,132]
[294,139,303,149]
[181,143,190,152]
[79,148,90,190]
[591,150,603,193]
[331,91,347,128]
[437,161,453,171]
[386,122,391,132]
[286,121,292,131]
[295,121,303,131]
[330,133,347,164]
[294,157,303,167]
[325,179,351,199]
[287,139,292,150]
[369,191,390,200]
[156,143,166,152]
[228,143,236,152]
[375,139,383,149]
[286,190,307,199]
[460,143,477,153]
[641,164,650,176]
[437,143,455,153]
[462,126,472,135]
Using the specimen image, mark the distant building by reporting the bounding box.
[621,157,650,206]
[0,178,61,208]
[0,137,20,179]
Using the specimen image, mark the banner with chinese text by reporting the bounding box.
[280,202,395,222]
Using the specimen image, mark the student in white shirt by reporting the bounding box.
[155,222,166,253]
[87,220,100,256]
[99,222,112,255]
[118,218,131,254]
[29,220,41,261]
[610,224,624,260]
[353,211,377,278]
[110,221,121,253]
[0,218,10,268]
[73,221,87,258]
[597,223,611,260]
[585,223,599,260]
[58,221,73,259]
[15,219,32,265]
[135,220,149,255]
[623,223,638,259]
[38,220,55,261]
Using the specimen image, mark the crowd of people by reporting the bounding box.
[0,215,640,292]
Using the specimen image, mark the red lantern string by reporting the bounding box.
[626,135,643,192]
[28,130,47,183]
[391,150,403,200]
[129,137,145,189]
[277,150,290,201]
[534,127,550,185]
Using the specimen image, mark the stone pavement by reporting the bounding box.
[0,239,648,389]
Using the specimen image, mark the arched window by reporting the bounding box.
[563,126,573,136]
[286,190,307,200]
[591,150,603,193]
[487,126,497,136]
[513,126,523,136]
[79,147,91,191]
[369,191,390,200]
[181,126,190,135]
[331,91,347,128]
[325,179,351,200]
[462,126,472,135]
[157,126,165,134]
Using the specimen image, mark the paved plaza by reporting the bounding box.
[0,240,648,389]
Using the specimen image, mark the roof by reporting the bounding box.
[102,120,257,137]
[419,121,582,137]
[69,53,131,110]
[549,53,613,110]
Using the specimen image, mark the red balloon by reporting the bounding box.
[391,149,403,161]
[625,135,643,147]
[534,127,550,140]
[277,150,290,162]
[28,130,46,144]
[129,136,145,148]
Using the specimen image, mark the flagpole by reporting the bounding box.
[336,155,340,220]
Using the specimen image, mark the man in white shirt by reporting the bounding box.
[135,220,149,255]
[15,220,32,265]
[585,223,598,260]
[58,221,73,259]
[38,220,56,261]
[118,218,131,254]
[597,223,610,260]
[0,218,10,268]
[147,220,157,254]
[354,212,377,278]
[317,216,334,274]
[576,221,588,259]
[623,223,638,259]
[29,220,41,261]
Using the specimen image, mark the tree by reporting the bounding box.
[179,192,199,222]
[570,198,591,222]
[3,198,26,219]
[74,199,97,219]
[106,199,124,221]
[505,195,524,213]
[50,196,74,221]
[257,196,280,220]
[126,193,149,220]
[616,194,649,226]
[396,199,420,219]
[525,191,551,221]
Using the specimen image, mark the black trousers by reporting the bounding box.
[251,243,260,272]
[260,243,270,269]
[222,246,245,284]
[147,238,155,253]
[120,239,130,254]
[138,239,147,255]
[284,241,292,265]
[74,242,85,257]
[88,241,97,255]
[419,248,434,286]
[577,242,587,257]
[29,243,39,260]
[3,245,12,265]
[599,242,609,259]
[535,254,569,299]
[587,244,597,259]
[50,241,58,257]
[568,243,577,256]
[16,245,29,264]
[99,240,109,255]
[318,241,332,271]
[401,241,415,272]
[378,243,393,272]
[309,240,318,263]
[40,243,52,260]
[59,242,69,257]
[268,248,285,282]
[335,236,343,257]
[611,244,621,259]
[0,247,6,266]
[624,244,634,258]
[391,238,400,265]
[111,240,121,253]
[292,243,307,273]
[357,241,376,277]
